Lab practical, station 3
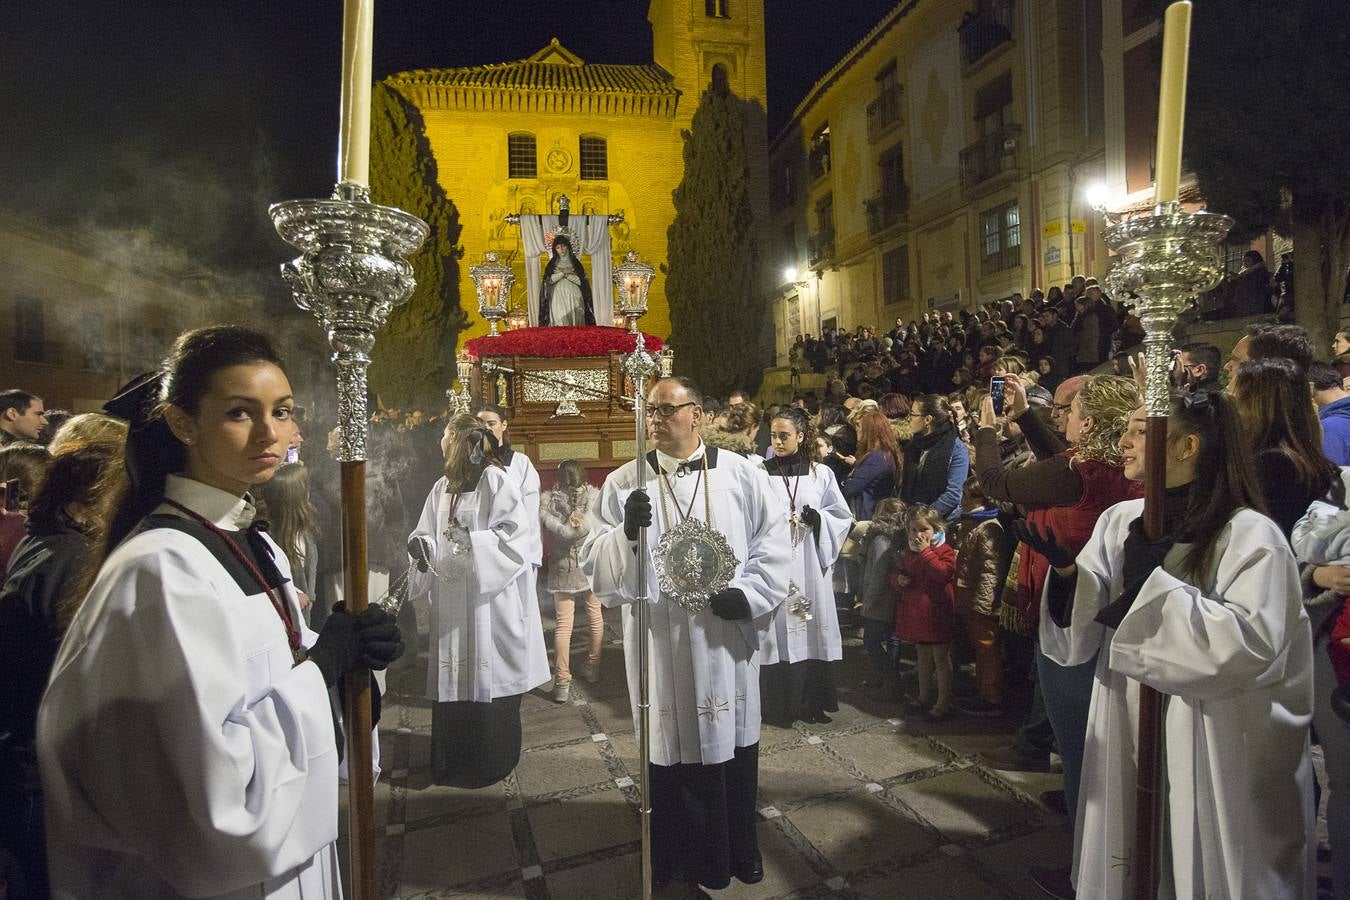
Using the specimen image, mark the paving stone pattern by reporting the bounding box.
[342,612,1075,899]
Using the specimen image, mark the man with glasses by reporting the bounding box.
[1048,375,1086,435]
[0,390,46,446]
[582,376,789,893]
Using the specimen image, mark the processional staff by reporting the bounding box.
[1099,3,1232,896]
[269,2,429,897]
[616,253,666,900]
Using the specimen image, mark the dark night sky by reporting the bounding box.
[0,0,899,279]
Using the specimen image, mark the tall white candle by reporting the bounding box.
[338,0,373,187]
[1153,1,1192,204]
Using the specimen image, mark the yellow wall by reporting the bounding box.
[395,0,769,345]
[407,106,687,340]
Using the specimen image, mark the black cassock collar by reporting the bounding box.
[646,446,719,478]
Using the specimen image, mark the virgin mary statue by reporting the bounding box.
[539,235,595,327]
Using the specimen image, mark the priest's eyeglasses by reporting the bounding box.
[645,402,696,419]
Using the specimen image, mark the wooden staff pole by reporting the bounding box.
[341,460,376,899]
[1134,413,1169,899]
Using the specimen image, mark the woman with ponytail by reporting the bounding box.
[407,412,550,787]
[757,407,853,725]
[1033,390,1312,899]
[37,326,405,898]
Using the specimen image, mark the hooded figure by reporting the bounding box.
[539,235,596,327]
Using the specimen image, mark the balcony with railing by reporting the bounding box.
[958,0,1015,67]
[864,188,909,237]
[959,124,1021,191]
[806,228,836,268]
[866,86,905,143]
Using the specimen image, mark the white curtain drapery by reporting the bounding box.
[520,214,613,327]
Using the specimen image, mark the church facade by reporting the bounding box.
[386,0,768,342]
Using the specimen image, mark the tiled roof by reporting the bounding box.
[390,39,681,118]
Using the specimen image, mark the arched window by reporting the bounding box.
[508,133,537,179]
[579,135,608,181]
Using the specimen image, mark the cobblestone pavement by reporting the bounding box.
[340,605,1076,899]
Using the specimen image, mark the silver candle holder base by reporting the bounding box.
[1104,202,1232,412]
[270,182,429,459]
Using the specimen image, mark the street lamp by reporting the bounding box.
[470,251,514,336]
[1085,181,1111,213]
[783,265,798,284]
[613,250,656,335]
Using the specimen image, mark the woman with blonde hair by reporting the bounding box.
[972,373,1141,893]
[45,412,128,457]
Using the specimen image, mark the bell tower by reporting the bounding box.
[648,0,768,123]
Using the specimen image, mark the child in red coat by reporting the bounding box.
[892,506,958,719]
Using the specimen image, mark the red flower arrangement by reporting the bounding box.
[465,326,664,359]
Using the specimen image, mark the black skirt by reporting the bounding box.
[650,743,760,890]
[758,658,839,725]
[430,694,524,789]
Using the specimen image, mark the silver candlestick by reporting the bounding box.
[1102,199,1230,899]
[623,332,663,900]
[270,181,428,900]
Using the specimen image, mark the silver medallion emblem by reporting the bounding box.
[653,517,740,613]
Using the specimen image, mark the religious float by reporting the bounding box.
[452,196,672,473]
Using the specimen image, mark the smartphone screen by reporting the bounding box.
[990,376,1006,416]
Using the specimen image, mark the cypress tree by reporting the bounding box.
[665,82,767,398]
[368,81,467,412]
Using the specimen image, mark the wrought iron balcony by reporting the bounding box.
[958,0,1015,67]
[959,124,1021,190]
[806,228,835,268]
[866,86,905,143]
[864,188,909,236]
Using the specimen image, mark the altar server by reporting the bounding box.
[38,326,404,899]
[582,376,790,891]
[757,406,852,726]
[1035,389,1313,899]
[478,405,542,594]
[408,413,550,788]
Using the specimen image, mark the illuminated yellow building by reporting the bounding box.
[768,0,1117,363]
[386,0,768,342]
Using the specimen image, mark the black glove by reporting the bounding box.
[1096,517,1173,629]
[623,489,652,542]
[354,605,405,670]
[307,602,362,687]
[799,505,821,531]
[1009,519,1076,570]
[408,537,431,573]
[709,587,752,620]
